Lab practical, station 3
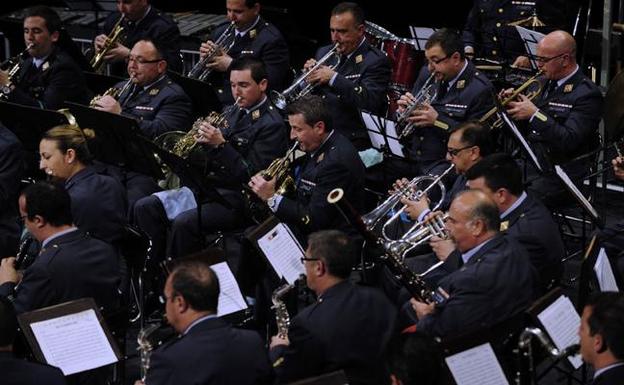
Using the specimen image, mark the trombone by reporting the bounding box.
[363,163,455,241]
[271,43,340,109]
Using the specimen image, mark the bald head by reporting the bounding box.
[446,190,500,252]
[536,30,578,80]
[540,30,577,59]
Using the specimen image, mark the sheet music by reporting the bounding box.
[257,222,306,284]
[409,27,437,50]
[515,26,545,69]
[445,343,509,385]
[210,262,248,317]
[361,112,405,157]
[554,165,600,222]
[537,295,583,368]
[30,309,117,375]
[594,248,620,292]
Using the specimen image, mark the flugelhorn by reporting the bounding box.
[386,211,449,259]
[363,163,454,241]
[396,72,438,139]
[89,76,134,107]
[0,43,34,99]
[91,15,125,74]
[328,188,448,304]
[479,70,543,129]
[271,43,340,109]
[187,21,236,81]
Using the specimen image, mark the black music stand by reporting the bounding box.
[64,101,163,180]
[168,70,222,118]
[0,101,69,150]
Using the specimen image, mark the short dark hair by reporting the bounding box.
[307,230,354,279]
[230,56,267,84]
[243,0,259,8]
[425,28,464,60]
[135,38,164,60]
[170,256,220,313]
[25,6,62,34]
[465,153,523,196]
[386,332,444,385]
[285,95,333,132]
[456,190,500,232]
[586,292,624,360]
[450,121,493,157]
[331,2,365,26]
[0,297,18,347]
[21,182,73,227]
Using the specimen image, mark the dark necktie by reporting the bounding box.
[542,80,557,100]
[437,80,448,100]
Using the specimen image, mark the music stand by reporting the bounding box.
[0,101,69,151]
[515,26,546,70]
[495,103,544,173]
[408,26,437,51]
[64,101,164,180]
[167,70,222,118]
[17,298,121,376]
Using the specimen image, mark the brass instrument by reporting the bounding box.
[261,141,299,195]
[271,283,294,339]
[271,44,340,109]
[386,212,449,259]
[396,72,438,139]
[89,77,134,107]
[155,96,241,159]
[137,323,161,382]
[187,22,236,81]
[0,44,34,99]
[363,163,454,241]
[479,70,543,129]
[328,188,449,304]
[91,15,126,74]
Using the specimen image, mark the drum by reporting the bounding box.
[382,39,423,93]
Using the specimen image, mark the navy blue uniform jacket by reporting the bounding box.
[145,317,271,385]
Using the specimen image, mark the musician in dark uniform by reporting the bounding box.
[198,0,290,105]
[140,257,271,385]
[464,153,564,292]
[94,38,192,140]
[505,30,603,206]
[411,190,536,338]
[0,297,67,385]
[270,230,397,385]
[249,95,366,239]
[579,292,624,385]
[133,56,288,261]
[0,182,121,314]
[301,2,391,150]
[0,124,22,259]
[0,6,89,109]
[94,0,182,74]
[397,28,494,177]
[39,124,128,245]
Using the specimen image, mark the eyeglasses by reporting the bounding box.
[300,257,320,264]
[159,292,177,304]
[126,55,163,65]
[447,145,474,157]
[534,52,569,64]
[18,215,28,224]
[427,55,449,65]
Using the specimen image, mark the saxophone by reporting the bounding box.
[137,323,161,382]
[91,15,126,74]
[271,283,294,339]
[0,44,34,99]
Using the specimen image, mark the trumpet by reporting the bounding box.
[479,70,543,129]
[396,73,438,139]
[89,77,134,107]
[187,22,236,81]
[0,43,34,99]
[363,163,455,241]
[260,141,299,195]
[271,44,340,109]
[91,15,126,74]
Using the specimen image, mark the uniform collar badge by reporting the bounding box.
[316,153,325,163]
[456,79,465,89]
[563,84,573,93]
[149,88,160,96]
[252,109,260,120]
[42,61,50,71]
[500,220,509,231]
[249,29,257,39]
[355,54,363,64]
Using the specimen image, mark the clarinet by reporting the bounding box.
[327,188,448,305]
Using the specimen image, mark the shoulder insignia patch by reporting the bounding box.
[149,88,160,96]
